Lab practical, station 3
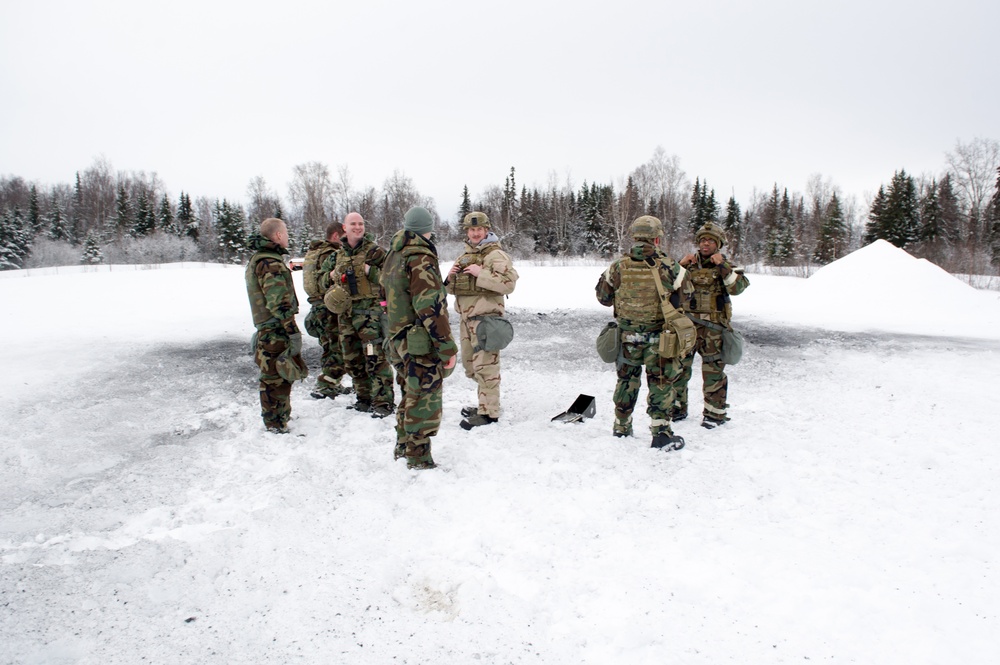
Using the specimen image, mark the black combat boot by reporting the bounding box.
[370,404,394,419]
[348,399,372,413]
[460,405,478,418]
[460,414,498,430]
[701,415,729,429]
[650,432,685,450]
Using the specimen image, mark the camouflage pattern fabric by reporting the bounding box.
[321,234,394,410]
[253,327,293,429]
[673,253,749,420]
[675,325,727,420]
[307,305,345,394]
[381,229,457,467]
[245,233,300,430]
[596,240,687,437]
[458,320,501,417]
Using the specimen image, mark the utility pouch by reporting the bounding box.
[474,316,514,352]
[405,325,432,357]
[323,284,351,315]
[658,315,697,359]
[596,321,620,363]
[658,330,678,358]
[721,328,745,365]
[275,351,309,382]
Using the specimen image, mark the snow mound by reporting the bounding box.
[808,239,975,299]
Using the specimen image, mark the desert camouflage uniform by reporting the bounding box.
[675,253,749,422]
[444,232,518,418]
[302,238,345,396]
[596,241,687,438]
[319,233,394,411]
[381,229,458,466]
[245,233,300,430]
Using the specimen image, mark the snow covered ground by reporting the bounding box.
[1,240,999,664]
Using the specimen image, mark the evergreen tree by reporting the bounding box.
[114,182,131,237]
[865,170,920,248]
[46,194,69,242]
[158,194,174,234]
[988,167,1000,268]
[131,190,155,237]
[80,231,104,265]
[813,193,847,264]
[767,189,796,265]
[0,207,32,270]
[214,199,247,263]
[938,174,962,245]
[459,185,472,223]
[919,179,943,244]
[177,192,198,241]
[28,185,42,235]
[723,196,741,256]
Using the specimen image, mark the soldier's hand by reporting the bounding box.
[681,253,696,267]
[464,264,482,277]
[448,262,462,275]
[364,263,371,275]
[710,253,724,265]
[444,355,457,369]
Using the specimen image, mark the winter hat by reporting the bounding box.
[695,221,726,248]
[630,215,662,240]
[403,206,434,235]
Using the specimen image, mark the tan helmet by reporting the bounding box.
[462,211,491,229]
[695,221,726,249]
[630,215,662,240]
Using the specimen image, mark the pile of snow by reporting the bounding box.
[738,240,1000,338]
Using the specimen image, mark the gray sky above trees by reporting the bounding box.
[1,0,997,221]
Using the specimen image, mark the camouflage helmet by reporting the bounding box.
[695,221,726,249]
[630,215,662,240]
[462,211,491,229]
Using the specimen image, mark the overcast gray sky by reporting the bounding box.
[2,0,998,220]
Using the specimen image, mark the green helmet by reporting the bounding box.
[462,211,491,229]
[695,221,726,249]
[630,215,662,240]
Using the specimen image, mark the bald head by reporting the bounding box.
[343,212,366,246]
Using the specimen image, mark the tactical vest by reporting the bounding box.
[334,247,377,300]
[381,242,438,339]
[303,242,337,304]
[687,265,729,321]
[614,257,664,325]
[451,243,501,296]
[246,250,295,328]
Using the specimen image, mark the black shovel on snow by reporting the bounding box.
[551,394,596,423]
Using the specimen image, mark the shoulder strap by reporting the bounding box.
[648,260,683,323]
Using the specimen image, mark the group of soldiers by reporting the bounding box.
[596,216,749,451]
[245,209,518,469]
[245,208,747,469]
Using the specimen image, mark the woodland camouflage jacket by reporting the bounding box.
[245,233,299,333]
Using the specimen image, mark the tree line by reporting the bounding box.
[2,139,999,274]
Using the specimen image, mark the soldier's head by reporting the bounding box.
[630,215,662,244]
[403,206,435,238]
[695,221,726,255]
[343,212,365,245]
[260,218,289,249]
[326,221,344,244]
[462,211,490,244]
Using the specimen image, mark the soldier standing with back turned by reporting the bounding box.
[596,215,688,450]
[674,221,750,429]
[381,207,458,469]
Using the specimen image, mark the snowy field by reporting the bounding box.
[1,240,999,664]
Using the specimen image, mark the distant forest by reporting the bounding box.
[2,140,999,275]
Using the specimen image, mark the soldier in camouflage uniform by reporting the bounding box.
[381,207,458,469]
[302,221,348,399]
[245,218,303,433]
[319,212,395,418]
[444,211,519,429]
[675,221,750,429]
[595,216,688,450]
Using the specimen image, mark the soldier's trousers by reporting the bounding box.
[614,339,680,435]
[254,328,293,429]
[308,306,345,392]
[459,317,501,418]
[675,325,728,419]
[392,354,444,458]
[340,310,394,408]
